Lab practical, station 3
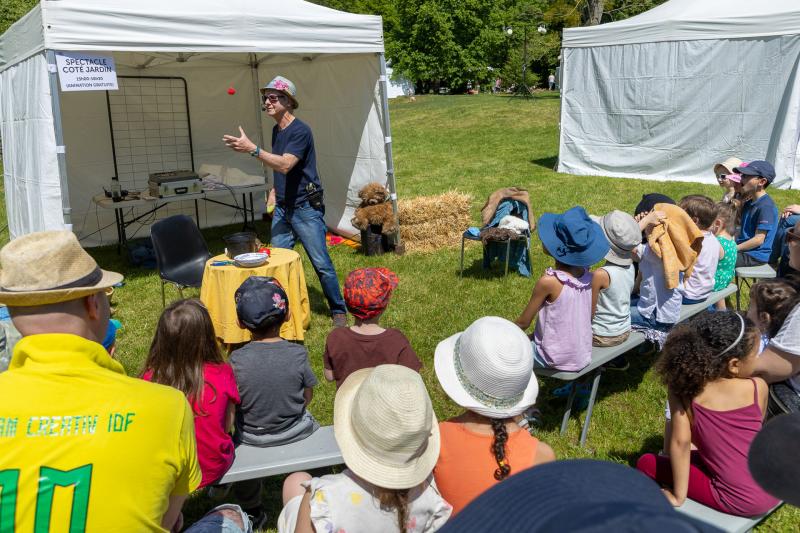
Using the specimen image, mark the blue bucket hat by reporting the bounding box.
[735,160,776,184]
[538,206,610,267]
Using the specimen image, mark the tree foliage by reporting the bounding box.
[2,1,668,91]
[1,0,37,34]
[316,0,666,91]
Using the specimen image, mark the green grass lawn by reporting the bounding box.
[3,93,799,530]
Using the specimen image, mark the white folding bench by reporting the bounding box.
[536,332,646,447]
[539,284,737,447]
[735,264,776,310]
[677,500,780,533]
[219,426,343,484]
[680,284,738,322]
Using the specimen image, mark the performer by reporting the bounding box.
[223,76,347,327]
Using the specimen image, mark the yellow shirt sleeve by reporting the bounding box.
[172,398,202,495]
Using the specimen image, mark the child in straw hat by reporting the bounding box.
[433,316,555,516]
[714,157,744,205]
[277,365,452,532]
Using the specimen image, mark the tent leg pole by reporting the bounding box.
[378,53,401,248]
[45,49,73,230]
[250,53,269,189]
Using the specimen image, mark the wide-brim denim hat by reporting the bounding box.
[260,75,299,109]
[735,160,776,183]
[538,206,610,267]
[440,460,722,533]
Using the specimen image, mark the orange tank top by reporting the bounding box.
[434,420,539,516]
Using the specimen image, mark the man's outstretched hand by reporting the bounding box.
[222,126,257,153]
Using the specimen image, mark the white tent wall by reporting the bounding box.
[0,53,63,237]
[64,54,269,247]
[558,36,800,187]
[558,0,800,189]
[0,0,389,244]
[62,52,385,246]
[259,54,386,239]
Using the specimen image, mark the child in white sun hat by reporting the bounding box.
[433,316,555,516]
[277,365,451,532]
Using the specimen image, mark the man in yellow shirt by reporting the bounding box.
[0,231,202,532]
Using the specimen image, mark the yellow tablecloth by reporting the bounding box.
[200,249,311,343]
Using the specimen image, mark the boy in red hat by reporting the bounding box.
[323,268,421,388]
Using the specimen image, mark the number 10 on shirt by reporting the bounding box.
[0,464,93,532]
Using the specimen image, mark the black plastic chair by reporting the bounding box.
[150,215,212,307]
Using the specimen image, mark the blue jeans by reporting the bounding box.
[682,296,707,305]
[630,299,673,332]
[185,504,252,533]
[771,214,800,276]
[272,203,346,315]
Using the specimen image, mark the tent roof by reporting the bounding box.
[562,0,800,48]
[1,0,383,70]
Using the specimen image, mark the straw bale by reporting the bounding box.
[398,191,472,226]
[397,191,473,253]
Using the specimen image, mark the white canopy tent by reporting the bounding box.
[558,0,800,188]
[0,0,396,245]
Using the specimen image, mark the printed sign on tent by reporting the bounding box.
[55,52,118,91]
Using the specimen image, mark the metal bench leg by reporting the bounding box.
[460,236,466,277]
[579,369,604,447]
[736,275,741,310]
[504,239,511,276]
[560,382,578,435]
[161,281,166,308]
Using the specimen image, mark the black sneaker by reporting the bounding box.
[604,355,630,371]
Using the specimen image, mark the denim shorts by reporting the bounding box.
[184,504,252,533]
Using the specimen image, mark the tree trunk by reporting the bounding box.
[582,0,604,26]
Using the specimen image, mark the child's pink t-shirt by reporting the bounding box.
[144,362,240,487]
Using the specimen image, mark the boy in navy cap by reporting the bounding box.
[229,276,318,524]
[735,160,779,267]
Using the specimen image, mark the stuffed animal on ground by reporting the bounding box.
[352,182,397,235]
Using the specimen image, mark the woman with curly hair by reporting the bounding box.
[432,317,555,516]
[637,312,779,516]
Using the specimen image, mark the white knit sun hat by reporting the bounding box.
[333,365,440,490]
[435,316,539,419]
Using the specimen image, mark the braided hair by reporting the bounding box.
[377,488,410,531]
[490,418,511,481]
[656,311,758,409]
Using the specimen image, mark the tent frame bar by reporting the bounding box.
[45,49,73,229]
[377,53,400,246]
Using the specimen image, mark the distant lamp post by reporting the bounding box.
[506,20,547,97]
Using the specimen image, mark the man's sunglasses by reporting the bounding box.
[787,228,800,244]
[262,94,286,104]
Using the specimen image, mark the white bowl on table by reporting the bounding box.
[234,252,268,268]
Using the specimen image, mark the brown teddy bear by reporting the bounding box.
[351,182,397,235]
